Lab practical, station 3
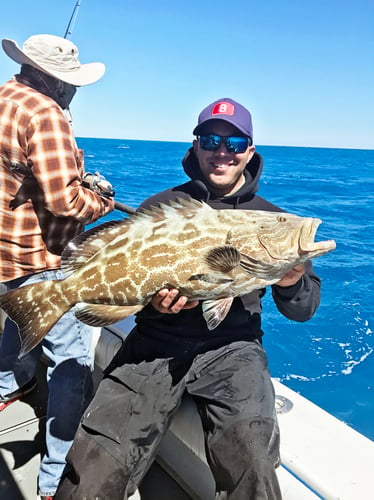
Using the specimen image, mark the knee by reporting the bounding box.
[208,416,279,472]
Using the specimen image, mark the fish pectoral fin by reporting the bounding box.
[240,253,275,278]
[204,246,241,273]
[202,297,234,330]
[75,303,143,327]
[189,273,233,285]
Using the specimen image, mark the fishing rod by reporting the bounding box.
[63,2,136,216]
[114,201,136,215]
[64,0,82,39]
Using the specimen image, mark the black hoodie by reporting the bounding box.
[134,150,321,357]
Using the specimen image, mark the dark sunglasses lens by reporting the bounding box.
[199,135,221,151]
[199,135,250,153]
[226,137,249,153]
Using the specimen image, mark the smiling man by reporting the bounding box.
[192,99,255,196]
[56,98,321,500]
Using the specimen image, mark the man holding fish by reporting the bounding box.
[0,34,114,499]
[54,98,334,500]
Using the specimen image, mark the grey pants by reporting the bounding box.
[55,340,281,500]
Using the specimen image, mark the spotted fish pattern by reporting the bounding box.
[0,198,336,356]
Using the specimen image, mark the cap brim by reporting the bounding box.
[193,118,219,136]
[2,38,105,86]
[193,117,250,137]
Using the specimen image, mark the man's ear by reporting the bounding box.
[247,145,256,160]
[193,138,198,154]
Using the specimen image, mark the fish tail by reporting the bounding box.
[0,280,68,357]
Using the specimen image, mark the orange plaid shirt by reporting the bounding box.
[0,78,112,282]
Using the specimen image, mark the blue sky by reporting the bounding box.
[0,0,373,149]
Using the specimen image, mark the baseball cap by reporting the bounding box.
[193,98,253,139]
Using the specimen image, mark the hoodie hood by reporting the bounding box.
[181,147,264,205]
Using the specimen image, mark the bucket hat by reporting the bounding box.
[2,34,105,86]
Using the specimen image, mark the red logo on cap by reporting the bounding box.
[211,102,235,116]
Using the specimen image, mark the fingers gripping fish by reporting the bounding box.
[0,198,336,356]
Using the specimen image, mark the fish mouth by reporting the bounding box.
[299,218,336,256]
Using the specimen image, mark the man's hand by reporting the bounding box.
[151,288,199,314]
[276,264,305,287]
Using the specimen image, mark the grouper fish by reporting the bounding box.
[0,197,336,356]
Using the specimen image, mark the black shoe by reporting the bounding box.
[0,377,37,410]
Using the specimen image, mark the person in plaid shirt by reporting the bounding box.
[0,34,115,499]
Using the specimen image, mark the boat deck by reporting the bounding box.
[0,359,190,500]
[0,361,46,500]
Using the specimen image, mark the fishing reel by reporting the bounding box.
[82,171,115,198]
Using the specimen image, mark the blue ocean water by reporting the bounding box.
[78,137,374,441]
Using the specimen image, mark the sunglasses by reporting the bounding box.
[198,134,252,153]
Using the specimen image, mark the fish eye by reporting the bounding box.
[277,216,287,222]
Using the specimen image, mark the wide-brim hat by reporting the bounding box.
[2,34,105,86]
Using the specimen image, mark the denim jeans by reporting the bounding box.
[0,270,95,497]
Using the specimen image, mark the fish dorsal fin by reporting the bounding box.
[204,246,241,273]
[62,197,210,276]
[202,297,234,330]
[170,196,208,211]
[135,196,211,223]
[61,220,126,275]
